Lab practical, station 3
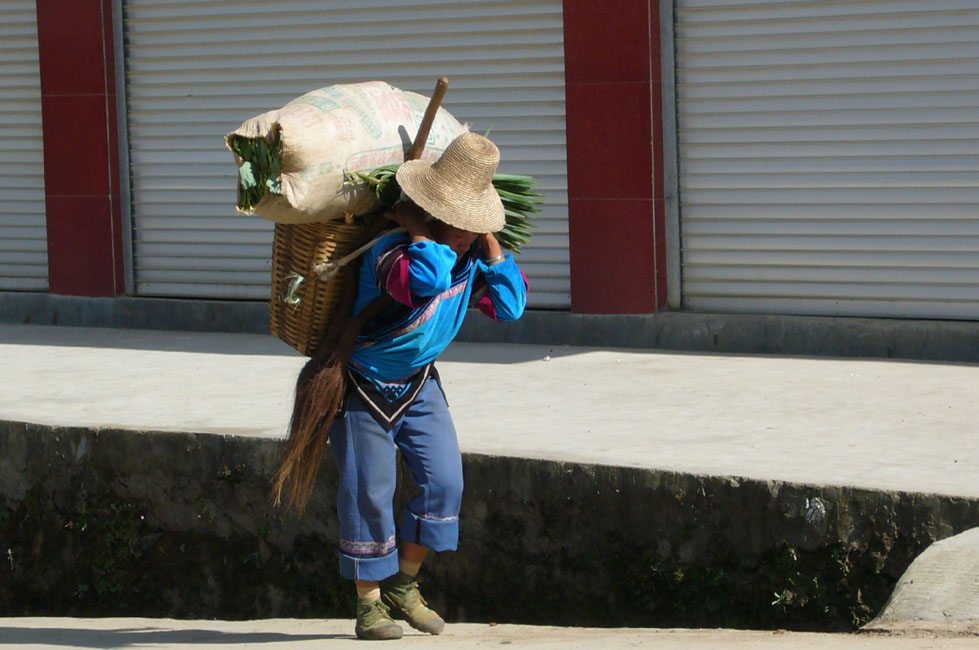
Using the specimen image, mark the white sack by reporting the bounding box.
[226,80,468,224]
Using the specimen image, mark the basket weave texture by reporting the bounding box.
[270,221,363,356]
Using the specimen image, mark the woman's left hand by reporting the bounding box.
[477,232,504,264]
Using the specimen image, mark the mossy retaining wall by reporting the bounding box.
[1,420,977,630]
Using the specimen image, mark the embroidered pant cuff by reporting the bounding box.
[339,549,400,582]
[401,510,459,552]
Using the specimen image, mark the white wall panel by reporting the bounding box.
[122,0,569,307]
[674,0,979,319]
[0,1,47,291]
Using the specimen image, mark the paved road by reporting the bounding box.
[0,618,976,650]
[0,323,976,497]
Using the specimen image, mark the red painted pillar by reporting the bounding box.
[562,0,668,313]
[36,0,125,297]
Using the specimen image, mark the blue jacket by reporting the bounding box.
[350,232,527,381]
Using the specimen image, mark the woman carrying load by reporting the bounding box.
[277,132,528,640]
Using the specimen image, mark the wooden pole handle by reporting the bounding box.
[408,77,449,161]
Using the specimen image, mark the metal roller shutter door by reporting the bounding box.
[674,0,979,319]
[0,1,47,291]
[121,0,570,308]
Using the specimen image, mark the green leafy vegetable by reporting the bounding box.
[349,165,543,253]
[229,131,283,212]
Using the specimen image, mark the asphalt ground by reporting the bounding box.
[0,618,976,650]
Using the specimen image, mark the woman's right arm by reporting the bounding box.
[377,204,456,305]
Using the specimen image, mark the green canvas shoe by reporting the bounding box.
[381,572,445,635]
[355,597,403,641]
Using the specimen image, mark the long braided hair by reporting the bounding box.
[271,220,395,513]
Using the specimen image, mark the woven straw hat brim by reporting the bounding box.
[396,160,506,234]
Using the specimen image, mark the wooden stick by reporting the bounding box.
[408,77,449,161]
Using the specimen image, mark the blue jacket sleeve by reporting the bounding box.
[407,240,457,297]
[477,255,528,322]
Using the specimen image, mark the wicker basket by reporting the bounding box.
[270,220,364,356]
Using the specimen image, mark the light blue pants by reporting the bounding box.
[330,378,463,582]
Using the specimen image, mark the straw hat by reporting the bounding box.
[396,132,505,233]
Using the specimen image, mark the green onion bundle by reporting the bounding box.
[350,164,543,253]
[229,133,282,212]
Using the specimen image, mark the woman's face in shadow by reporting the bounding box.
[434,221,478,257]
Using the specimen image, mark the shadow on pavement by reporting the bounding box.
[0,626,350,647]
[2,323,975,368]
[0,323,591,362]
[0,324,300,357]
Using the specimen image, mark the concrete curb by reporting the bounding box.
[457,311,979,363]
[3,419,979,630]
[3,293,978,362]
[0,293,269,334]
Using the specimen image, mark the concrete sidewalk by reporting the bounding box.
[0,323,976,498]
[0,618,976,650]
[2,324,979,640]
